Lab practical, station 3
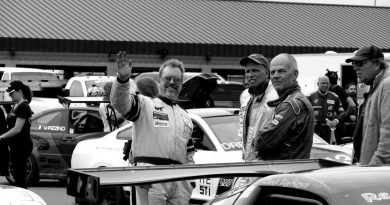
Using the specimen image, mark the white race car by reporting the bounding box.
[71,108,352,203]
[0,184,47,205]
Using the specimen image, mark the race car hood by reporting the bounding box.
[178,73,219,109]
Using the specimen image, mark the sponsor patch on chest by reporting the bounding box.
[327,99,335,104]
[153,111,169,127]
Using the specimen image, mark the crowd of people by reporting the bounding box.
[107,45,389,204]
[0,45,389,205]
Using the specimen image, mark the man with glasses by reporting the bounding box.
[346,45,390,166]
[111,51,195,205]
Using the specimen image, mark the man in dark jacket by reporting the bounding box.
[254,53,314,160]
[308,76,345,144]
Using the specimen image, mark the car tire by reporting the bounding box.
[6,155,40,186]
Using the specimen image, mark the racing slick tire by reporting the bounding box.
[6,154,40,186]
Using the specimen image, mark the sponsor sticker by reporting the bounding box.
[362,192,390,203]
[153,111,169,127]
[327,99,335,104]
[272,119,279,126]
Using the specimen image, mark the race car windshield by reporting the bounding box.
[203,115,242,151]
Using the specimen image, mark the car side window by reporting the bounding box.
[31,110,68,132]
[192,122,215,151]
[69,81,83,97]
[71,110,103,133]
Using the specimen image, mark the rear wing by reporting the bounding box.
[58,96,119,131]
[67,159,349,203]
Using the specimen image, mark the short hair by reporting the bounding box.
[345,82,356,90]
[285,54,298,71]
[136,76,158,98]
[158,59,185,80]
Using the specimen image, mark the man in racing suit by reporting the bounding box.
[111,51,195,205]
[254,53,314,160]
[307,76,345,144]
[238,53,278,161]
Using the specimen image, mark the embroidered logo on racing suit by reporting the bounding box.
[153,111,169,127]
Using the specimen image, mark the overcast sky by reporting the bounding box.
[256,0,390,7]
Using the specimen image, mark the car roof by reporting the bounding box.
[135,72,226,82]
[0,67,55,73]
[187,108,239,118]
[255,165,390,203]
[68,76,116,81]
[32,106,100,118]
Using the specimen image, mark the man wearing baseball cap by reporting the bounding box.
[346,45,390,166]
[234,53,278,188]
[238,54,278,162]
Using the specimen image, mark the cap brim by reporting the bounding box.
[345,56,369,63]
[5,88,14,93]
[240,57,262,66]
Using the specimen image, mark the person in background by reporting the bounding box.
[0,80,33,189]
[344,82,358,140]
[346,45,390,166]
[99,81,129,132]
[325,70,356,144]
[307,76,345,144]
[0,104,8,177]
[111,51,195,205]
[135,76,159,98]
[254,53,314,160]
[238,53,278,161]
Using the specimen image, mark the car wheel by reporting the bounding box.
[6,155,40,186]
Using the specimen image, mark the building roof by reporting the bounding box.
[1,0,390,56]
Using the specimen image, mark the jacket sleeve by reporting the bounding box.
[335,97,345,122]
[110,77,141,122]
[370,84,390,165]
[254,102,295,157]
[185,139,196,164]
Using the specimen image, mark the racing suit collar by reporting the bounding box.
[267,83,300,107]
[317,90,329,96]
[158,95,177,106]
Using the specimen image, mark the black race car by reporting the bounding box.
[6,97,110,186]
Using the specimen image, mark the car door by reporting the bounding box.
[60,109,104,168]
[31,109,69,175]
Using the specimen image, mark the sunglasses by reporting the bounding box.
[8,90,15,96]
[161,76,182,84]
[352,60,369,67]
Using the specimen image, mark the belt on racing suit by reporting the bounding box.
[134,156,181,165]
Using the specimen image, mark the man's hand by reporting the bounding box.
[116,51,132,81]
[326,118,338,129]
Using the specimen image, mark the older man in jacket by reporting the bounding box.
[346,45,390,166]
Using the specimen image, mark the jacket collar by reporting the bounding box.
[267,83,300,107]
[158,95,177,106]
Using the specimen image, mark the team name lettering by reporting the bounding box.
[43,126,66,131]
[362,192,390,203]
